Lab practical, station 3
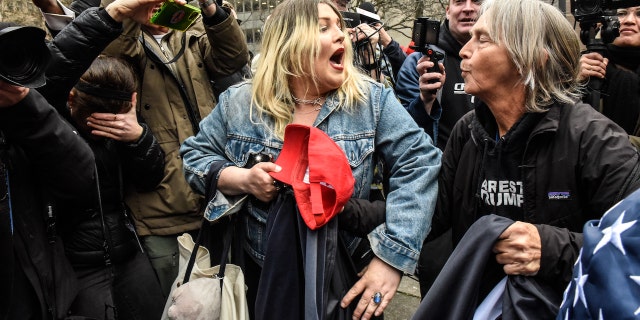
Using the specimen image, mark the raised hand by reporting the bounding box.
[105,0,186,22]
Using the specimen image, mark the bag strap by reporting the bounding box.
[182,217,233,286]
[183,160,235,285]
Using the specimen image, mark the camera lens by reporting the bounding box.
[0,27,50,88]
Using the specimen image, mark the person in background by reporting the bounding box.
[98,0,249,295]
[59,55,166,320]
[1,0,167,318]
[395,0,482,298]
[0,79,95,320]
[33,0,252,297]
[180,1,441,320]
[348,2,407,84]
[417,0,640,318]
[396,0,481,149]
[578,6,640,145]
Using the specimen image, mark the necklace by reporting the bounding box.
[292,94,325,112]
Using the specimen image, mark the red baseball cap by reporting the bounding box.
[270,124,355,230]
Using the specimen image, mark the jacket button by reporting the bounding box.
[150,64,155,69]
[144,104,151,110]
[197,63,203,68]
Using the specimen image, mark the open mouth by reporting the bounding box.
[330,48,344,67]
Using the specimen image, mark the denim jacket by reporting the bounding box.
[180,77,442,273]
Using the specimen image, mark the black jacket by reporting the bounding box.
[429,101,640,290]
[59,126,165,266]
[41,5,165,269]
[39,7,125,116]
[0,7,129,320]
[0,90,95,320]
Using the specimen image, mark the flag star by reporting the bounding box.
[593,211,636,255]
[573,262,589,308]
[631,276,640,315]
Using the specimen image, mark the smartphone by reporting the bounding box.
[149,1,201,31]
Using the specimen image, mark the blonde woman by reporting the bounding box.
[180,0,441,319]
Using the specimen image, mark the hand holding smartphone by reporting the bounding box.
[149,0,201,31]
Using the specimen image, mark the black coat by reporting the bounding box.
[59,125,165,266]
[0,90,95,320]
[0,7,126,320]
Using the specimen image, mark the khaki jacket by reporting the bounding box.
[102,4,249,235]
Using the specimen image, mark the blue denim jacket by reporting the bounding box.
[180,77,441,273]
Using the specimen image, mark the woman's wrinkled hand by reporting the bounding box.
[493,221,541,276]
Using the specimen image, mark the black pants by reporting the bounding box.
[68,250,165,320]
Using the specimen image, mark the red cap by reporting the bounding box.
[270,124,355,230]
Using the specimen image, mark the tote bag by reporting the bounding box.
[161,231,249,320]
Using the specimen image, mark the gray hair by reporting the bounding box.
[480,0,583,112]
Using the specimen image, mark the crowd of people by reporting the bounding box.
[1,0,640,319]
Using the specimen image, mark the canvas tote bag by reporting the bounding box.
[161,223,249,320]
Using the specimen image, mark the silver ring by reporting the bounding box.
[372,292,382,305]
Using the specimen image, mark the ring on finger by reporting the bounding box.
[372,292,382,305]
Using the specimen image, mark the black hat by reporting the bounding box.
[0,26,51,88]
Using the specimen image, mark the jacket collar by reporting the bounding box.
[471,101,563,147]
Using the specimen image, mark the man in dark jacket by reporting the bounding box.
[0,78,95,320]
[35,0,250,295]
[0,0,168,318]
[395,0,481,297]
[395,0,481,150]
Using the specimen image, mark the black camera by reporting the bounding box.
[571,0,639,21]
[0,26,51,88]
[341,11,361,28]
[571,0,640,46]
[410,18,444,76]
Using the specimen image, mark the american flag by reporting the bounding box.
[558,188,640,319]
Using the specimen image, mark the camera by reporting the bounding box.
[149,1,201,31]
[410,18,444,75]
[571,0,639,21]
[571,0,640,46]
[341,11,361,29]
[342,2,381,28]
[0,26,51,88]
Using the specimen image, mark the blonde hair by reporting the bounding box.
[250,0,367,138]
[480,0,583,112]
